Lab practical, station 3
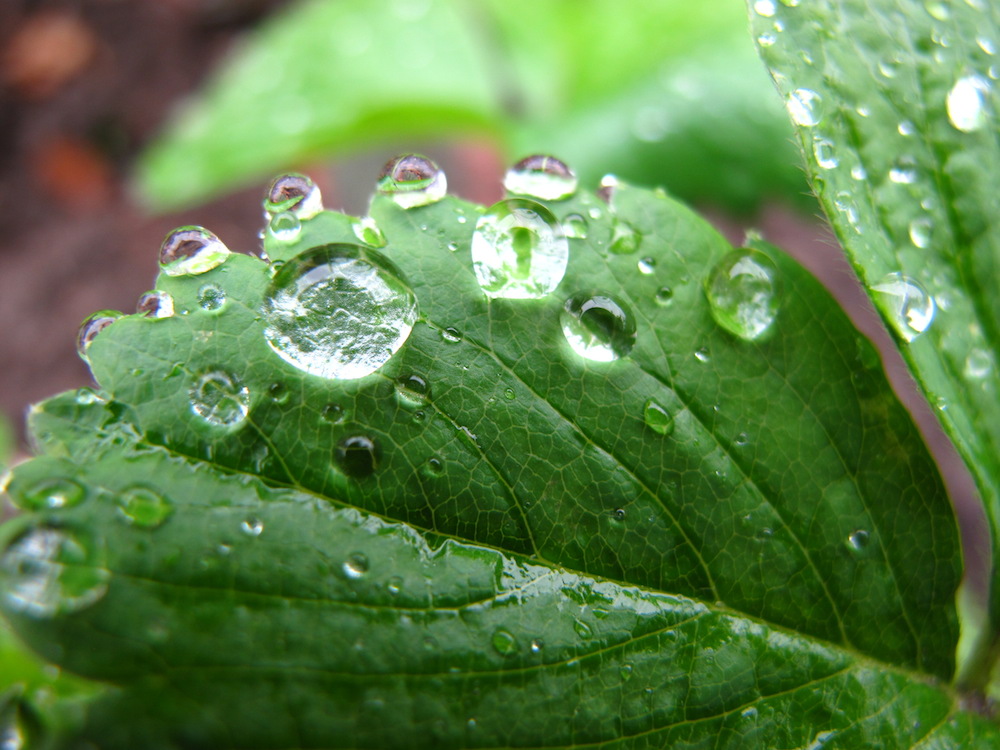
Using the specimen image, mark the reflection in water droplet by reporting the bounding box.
[264,173,322,219]
[262,244,417,379]
[241,516,264,537]
[76,311,122,360]
[609,220,641,255]
[442,327,462,343]
[786,89,824,127]
[471,199,568,298]
[561,292,637,362]
[492,627,518,656]
[0,526,109,617]
[504,387,516,400]
[159,226,231,277]
[947,75,991,132]
[116,486,173,528]
[395,374,430,407]
[562,214,588,239]
[847,529,870,552]
[269,211,301,242]
[812,137,839,169]
[705,249,781,341]
[19,478,86,511]
[136,290,175,319]
[889,157,918,184]
[965,348,993,378]
[189,370,250,427]
[908,218,932,248]
[353,217,387,247]
[197,284,226,311]
[336,435,379,478]
[871,273,935,342]
[643,399,674,436]
[377,154,447,208]
[637,257,655,275]
[504,155,577,200]
[342,552,369,579]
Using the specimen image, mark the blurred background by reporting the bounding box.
[0,0,986,584]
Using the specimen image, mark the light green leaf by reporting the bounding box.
[747,0,1000,674]
[1,174,990,745]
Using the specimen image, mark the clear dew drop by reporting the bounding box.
[609,220,642,255]
[136,290,175,319]
[268,211,301,242]
[560,292,637,362]
[376,154,447,208]
[871,272,935,342]
[694,347,710,363]
[965,348,993,378]
[978,37,996,55]
[655,286,674,305]
[386,575,403,595]
[908,217,932,248]
[620,664,633,680]
[897,120,916,136]
[596,174,618,204]
[262,244,417,379]
[851,164,868,180]
[562,214,588,239]
[0,525,110,618]
[812,137,839,169]
[395,374,430,407]
[188,370,250,427]
[637,257,655,275]
[342,552,369,579]
[889,157,918,184]
[321,403,346,424]
[159,226,231,277]
[705,249,781,341]
[240,516,264,537]
[786,88,824,127]
[353,217,387,247]
[335,435,379,478]
[530,638,544,654]
[503,155,578,200]
[116,486,173,529]
[423,457,444,478]
[846,529,870,552]
[491,627,519,656]
[573,619,594,640]
[924,1,950,20]
[471,198,569,298]
[76,311,122,360]
[753,0,776,16]
[947,75,991,132]
[264,173,323,220]
[19,478,86,511]
[197,284,226,311]
[643,399,674,436]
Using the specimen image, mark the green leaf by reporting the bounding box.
[2,175,990,745]
[747,0,1000,672]
[136,0,801,212]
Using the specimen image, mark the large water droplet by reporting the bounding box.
[336,435,379,478]
[262,244,417,379]
[846,529,870,552]
[342,552,369,579]
[705,249,781,341]
[503,155,577,200]
[947,75,990,132]
[395,374,430,407]
[491,627,519,656]
[377,154,447,208]
[561,292,637,362]
[268,212,301,242]
[76,311,122,360]
[159,227,231,277]
[871,273,935,342]
[189,370,250,427]
[19,478,86,511]
[0,526,109,618]
[116,486,173,529]
[643,399,674,436]
[264,173,323,219]
[136,290,175,319]
[471,198,568,298]
[786,88,824,127]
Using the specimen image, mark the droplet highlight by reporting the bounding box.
[871,273,935,342]
[947,75,990,132]
[561,292,637,362]
[376,154,447,208]
[159,227,231,277]
[18,478,86,511]
[342,552,369,579]
[503,155,577,200]
[188,370,250,427]
[136,290,175,319]
[786,89,824,127]
[705,249,781,341]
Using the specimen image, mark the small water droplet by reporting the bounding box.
[386,575,403,595]
[0,525,109,617]
[573,619,594,639]
[611,508,626,522]
[947,75,991,132]
[965,348,993,378]
[596,174,619,204]
[786,88,824,127]
[336,435,379,478]
[18,478,86,511]
[924,1,950,20]
[847,529,870,552]
[491,627,518,656]
[561,292,637,362]
[189,370,250,427]
[423,457,444,478]
[757,32,776,47]
[352,216,387,248]
[441,327,463,343]
[812,137,839,169]
[136,290,175,319]
[377,154,447,208]
[878,58,901,78]
[268,211,301,242]
[342,552,369,579]
[637,257,656,275]
[754,0,776,16]
[694,347,710,363]
[908,217,932,248]
[889,157,918,184]
[620,664,633,680]
[76,311,122,360]
[978,37,996,55]
[266,382,289,404]
[159,226,231,277]
[395,374,430,407]
[897,120,916,136]
[742,707,759,720]
[562,213,588,239]
[529,638,543,654]
[850,164,867,181]
[871,273,935,342]
[264,173,323,219]
[321,403,346,424]
[116,486,173,528]
[654,286,674,305]
[503,387,516,400]
[262,244,417,380]
[240,516,264,537]
[609,220,641,255]
[471,198,569,298]
[196,284,226,312]
[705,249,781,341]
[643,399,674,436]
[504,155,577,200]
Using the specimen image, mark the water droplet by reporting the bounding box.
[395,374,430,407]
[386,575,403,595]
[321,403,345,424]
[947,75,991,132]
[609,220,641,255]
[423,457,444,478]
[834,191,861,231]
[18,478,86,511]
[812,137,838,169]
[264,173,323,219]
[353,216,387,247]
[268,211,301,242]
[504,155,577,200]
[76,311,122,360]
[780,0,800,6]
[757,32,776,47]
[159,226,231,277]
[742,707,759,720]
[265,383,289,404]
[754,0,776,16]
[965,348,993,378]
[655,286,673,305]
[694,347,710,363]
[596,174,618,204]
[503,387,516,400]
[889,157,918,184]
[491,627,518,656]
[878,58,901,78]
[846,529,870,552]
[561,292,637,362]
[924,1,950,20]
[897,120,915,136]
[240,516,264,537]
[705,249,781,341]
[376,154,447,208]
[342,552,369,579]
[116,486,173,529]
[908,217,932,248]
[441,327,462,343]
[0,526,109,617]
[643,399,674,436]
[136,290,174,319]
[871,273,935,342]
[471,198,568,298]
[197,284,226,312]
[562,213,588,239]
[637,257,656,275]
[978,37,996,55]
[529,638,543,654]
[262,244,417,379]
[573,619,594,640]
[335,435,379,478]
[611,508,626,522]
[786,88,824,127]
[189,370,250,427]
